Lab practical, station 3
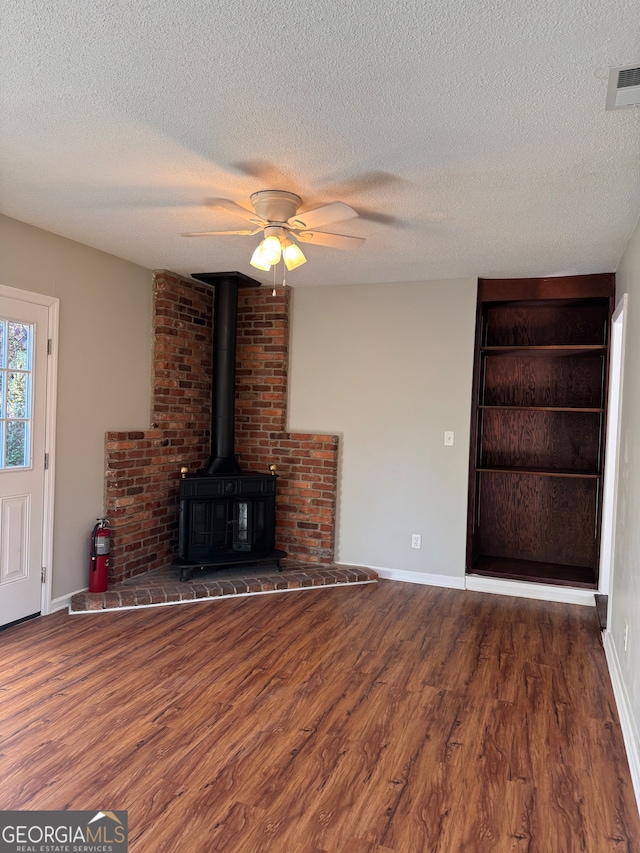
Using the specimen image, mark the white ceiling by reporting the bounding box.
[2,0,640,287]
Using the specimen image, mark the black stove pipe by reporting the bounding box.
[191,271,262,475]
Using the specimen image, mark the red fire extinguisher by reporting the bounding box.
[89,518,110,593]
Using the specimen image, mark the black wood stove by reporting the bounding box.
[175,271,285,581]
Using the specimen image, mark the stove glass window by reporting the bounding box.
[235,501,249,547]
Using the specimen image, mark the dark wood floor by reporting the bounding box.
[0,580,638,852]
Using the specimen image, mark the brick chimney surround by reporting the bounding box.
[104,271,339,584]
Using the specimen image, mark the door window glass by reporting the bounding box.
[0,320,33,468]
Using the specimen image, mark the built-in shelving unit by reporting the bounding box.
[466,275,615,589]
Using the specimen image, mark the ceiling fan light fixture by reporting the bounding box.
[182,189,365,275]
[282,240,306,270]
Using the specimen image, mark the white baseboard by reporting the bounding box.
[339,564,596,605]
[54,574,593,610]
[339,563,465,589]
[465,574,595,607]
[51,587,87,613]
[604,631,640,810]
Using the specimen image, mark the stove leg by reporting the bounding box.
[180,566,194,582]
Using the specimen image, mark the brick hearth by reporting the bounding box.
[70,563,377,613]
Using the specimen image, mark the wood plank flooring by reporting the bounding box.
[0,580,638,852]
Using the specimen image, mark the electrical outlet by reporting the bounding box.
[444,431,454,446]
[411,534,422,549]
[624,620,629,652]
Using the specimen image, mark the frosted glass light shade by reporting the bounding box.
[250,244,271,271]
[283,241,307,270]
[260,235,282,265]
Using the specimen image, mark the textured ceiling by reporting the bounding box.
[2,0,640,287]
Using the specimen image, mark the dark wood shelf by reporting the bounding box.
[470,554,598,589]
[481,354,605,409]
[476,465,600,479]
[479,404,604,413]
[481,345,607,357]
[467,277,614,588]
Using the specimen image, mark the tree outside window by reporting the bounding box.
[0,320,32,468]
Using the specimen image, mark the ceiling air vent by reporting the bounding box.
[606,64,640,110]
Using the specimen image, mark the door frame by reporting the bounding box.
[599,294,627,618]
[0,283,59,617]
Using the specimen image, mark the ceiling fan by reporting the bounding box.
[181,190,365,272]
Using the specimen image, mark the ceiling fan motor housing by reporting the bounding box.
[250,190,301,223]
[263,225,289,241]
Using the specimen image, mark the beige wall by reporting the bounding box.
[612,215,640,756]
[0,215,153,599]
[288,278,477,577]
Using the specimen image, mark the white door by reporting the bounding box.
[0,295,49,627]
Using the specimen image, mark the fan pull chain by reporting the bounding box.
[270,245,289,297]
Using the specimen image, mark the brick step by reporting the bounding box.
[69,562,377,613]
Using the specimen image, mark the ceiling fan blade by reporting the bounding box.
[181,228,262,237]
[232,159,300,188]
[205,197,267,225]
[295,231,365,250]
[289,201,359,230]
[323,170,406,196]
[352,207,404,226]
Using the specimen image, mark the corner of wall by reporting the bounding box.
[104,274,341,582]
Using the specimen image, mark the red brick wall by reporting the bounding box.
[104,271,338,583]
[235,287,338,563]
